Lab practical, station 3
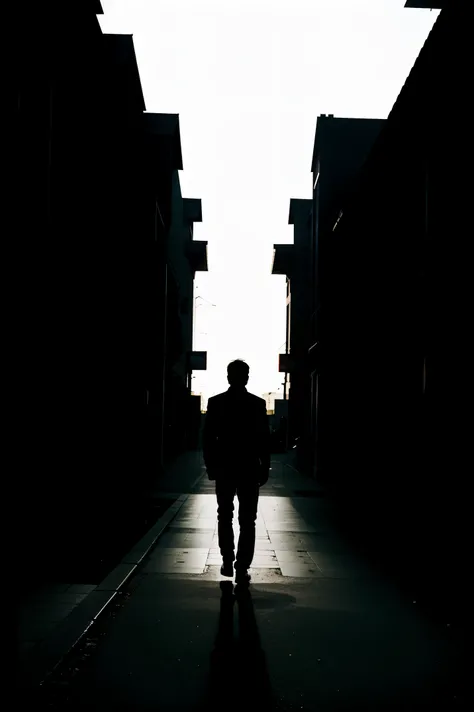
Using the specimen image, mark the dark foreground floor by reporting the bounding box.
[21,455,466,710]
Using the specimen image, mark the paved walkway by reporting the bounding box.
[34,454,462,710]
[16,451,204,672]
[17,584,97,663]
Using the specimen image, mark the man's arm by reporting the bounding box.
[258,400,271,485]
[202,398,218,477]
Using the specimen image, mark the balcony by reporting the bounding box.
[272,244,294,277]
[183,198,202,224]
[186,240,208,273]
[289,198,312,226]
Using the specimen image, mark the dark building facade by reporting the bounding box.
[309,116,385,483]
[138,112,185,483]
[14,1,205,576]
[313,1,469,614]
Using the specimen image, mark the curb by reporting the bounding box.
[21,492,190,690]
[190,470,206,491]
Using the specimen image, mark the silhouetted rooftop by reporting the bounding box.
[405,1,445,7]
[39,0,104,13]
[311,116,385,174]
[332,6,453,233]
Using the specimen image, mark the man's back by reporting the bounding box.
[203,388,270,475]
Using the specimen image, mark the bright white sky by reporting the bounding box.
[99,0,439,407]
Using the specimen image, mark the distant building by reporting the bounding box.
[262,391,284,414]
[272,199,312,453]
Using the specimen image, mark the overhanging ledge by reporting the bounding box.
[272,244,294,277]
[186,240,208,273]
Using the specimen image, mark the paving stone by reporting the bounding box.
[278,561,324,577]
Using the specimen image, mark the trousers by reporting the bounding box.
[216,477,259,570]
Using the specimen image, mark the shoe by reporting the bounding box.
[235,568,251,585]
[220,561,234,577]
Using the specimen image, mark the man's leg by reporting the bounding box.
[216,479,237,571]
[235,480,259,576]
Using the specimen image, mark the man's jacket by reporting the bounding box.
[202,388,271,479]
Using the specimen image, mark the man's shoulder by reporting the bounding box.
[207,392,227,407]
[247,392,267,408]
[208,391,266,407]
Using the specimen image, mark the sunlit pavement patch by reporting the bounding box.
[200,566,284,583]
[145,492,358,580]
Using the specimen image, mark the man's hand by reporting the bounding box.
[258,467,270,487]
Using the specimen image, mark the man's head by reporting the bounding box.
[227,359,249,388]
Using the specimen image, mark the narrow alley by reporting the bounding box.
[20,453,464,710]
[14,3,469,709]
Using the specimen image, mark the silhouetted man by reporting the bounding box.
[203,360,271,584]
